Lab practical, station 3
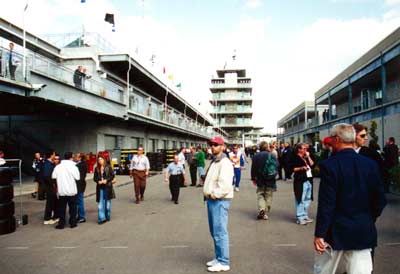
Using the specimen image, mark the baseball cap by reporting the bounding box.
[322,136,333,145]
[209,136,225,146]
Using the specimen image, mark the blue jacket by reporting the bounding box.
[315,148,386,250]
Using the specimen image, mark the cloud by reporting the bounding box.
[244,0,263,9]
[385,0,400,6]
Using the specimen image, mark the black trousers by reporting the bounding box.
[189,164,197,185]
[44,184,58,221]
[58,195,77,227]
[277,162,283,179]
[169,175,182,202]
[9,65,16,79]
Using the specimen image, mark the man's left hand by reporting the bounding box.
[314,237,326,254]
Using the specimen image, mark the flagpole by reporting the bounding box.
[22,0,28,82]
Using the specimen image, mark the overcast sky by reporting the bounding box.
[1,0,400,132]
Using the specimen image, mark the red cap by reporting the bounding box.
[209,136,225,146]
[322,136,333,145]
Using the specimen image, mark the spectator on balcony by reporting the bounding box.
[73,65,84,89]
[6,42,20,80]
[81,67,91,90]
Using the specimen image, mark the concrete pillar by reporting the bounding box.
[380,58,387,148]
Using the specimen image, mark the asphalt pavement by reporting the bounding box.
[0,165,399,274]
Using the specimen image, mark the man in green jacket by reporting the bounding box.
[196,146,206,187]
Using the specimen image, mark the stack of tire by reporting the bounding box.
[165,149,178,166]
[147,153,164,171]
[0,168,16,235]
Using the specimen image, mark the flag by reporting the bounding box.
[81,0,85,3]
[163,67,166,74]
[104,13,115,32]
[104,13,115,25]
[168,74,173,81]
[176,83,182,90]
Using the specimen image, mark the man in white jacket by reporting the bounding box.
[52,152,80,229]
[203,136,234,272]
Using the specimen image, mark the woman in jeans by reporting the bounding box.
[93,155,115,224]
[290,143,314,225]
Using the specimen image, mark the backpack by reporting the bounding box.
[261,153,277,181]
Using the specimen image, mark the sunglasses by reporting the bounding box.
[359,134,367,138]
[210,143,220,147]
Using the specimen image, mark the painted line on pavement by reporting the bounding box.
[162,245,189,249]
[101,246,129,249]
[53,246,78,249]
[5,246,30,250]
[385,243,400,246]
[272,244,297,247]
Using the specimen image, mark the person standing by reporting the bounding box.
[203,136,234,272]
[178,147,187,187]
[6,42,19,80]
[187,147,198,186]
[129,146,150,204]
[383,137,399,192]
[251,141,278,220]
[314,123,386,274]
[277,143,285,180]
[52,152,80,229]
[290,143,314,225]
[73,65,83,89]
[282,143,293,181]
[164,155,186,204]
[42,150,58,225]
[94,155,115,224]
[229,145,244,192]
[353,124,384,173]
[75,153,88,223]
[196,146,206,187]
[32,152,44,199]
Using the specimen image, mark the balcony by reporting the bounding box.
[210,93,252,101]
[216,120,253,128]
[211,82,252,90]
[211,106,252,114]
[0,47,218,138]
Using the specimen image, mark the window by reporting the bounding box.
[104,135,117,150]
[361,90,370,110]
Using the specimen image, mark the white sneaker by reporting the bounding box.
[43,220,52,225]
[206,259,218,267]
[263,214,269,220]
[234,187,239,192]
[304,217,313,223]
[207,263,230,272]
[48,218,59,225]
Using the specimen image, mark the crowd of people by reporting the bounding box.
[3,122,396,272]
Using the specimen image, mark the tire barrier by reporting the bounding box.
[0,168,16,235]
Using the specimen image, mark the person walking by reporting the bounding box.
[42,150,59,225]
[129,146,150,204]
[187,147,197,186]
[164,155,186,204]
[196,146,206,187]
[290,143,314,225]
[203,136,234,272]
[314,123,386,274]
[75,153,88,223]
[52,152,80,229]
[277,143,285,180]
[94,155,115,224]
[251,141,278,220]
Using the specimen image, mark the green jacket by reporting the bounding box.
[196,150,205,167]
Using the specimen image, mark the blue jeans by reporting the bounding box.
[197,166,205,183]
[207,199,231,266]
[77,192,85,220]
[233,168,241,188]
[98,188,111,222]
[295,180,312,221]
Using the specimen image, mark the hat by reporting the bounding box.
[322,136,333,145]
[209,136,225,146]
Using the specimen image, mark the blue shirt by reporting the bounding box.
[167,162,185,175]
